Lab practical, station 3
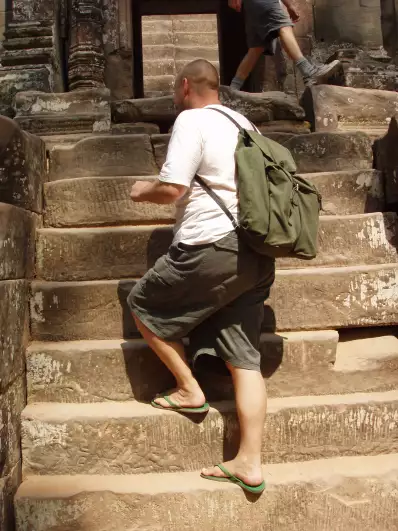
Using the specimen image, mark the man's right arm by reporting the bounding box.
[228,0,242,13]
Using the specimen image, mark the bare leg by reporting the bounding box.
[133,314,206,408]
[234,47,265,83]
[279,26,303,62]
[201,364,267,486]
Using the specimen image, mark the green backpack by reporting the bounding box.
[195,107,322,260]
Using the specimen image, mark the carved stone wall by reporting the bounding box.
[68,0,106,90]
[0,116,46,531]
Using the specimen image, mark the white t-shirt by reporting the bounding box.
[159,104,255,245]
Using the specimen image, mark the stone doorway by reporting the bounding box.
[131,0,260,98]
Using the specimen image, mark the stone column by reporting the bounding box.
[68,0,106,90]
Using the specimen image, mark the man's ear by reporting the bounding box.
[183,77,189,96]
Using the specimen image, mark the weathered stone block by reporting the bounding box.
[0,115,46,212]
[259,120,311,135]
[313,0,383,47]
[44,176,174,227]
[112,95,176,124]
[15,89,111,136]
[0,203,38,280]
[0,280,29,392]
[14,455,398,531]
[306,170,384,215]
[152,131,372,172]
[112,123,160,135]
[25,331,339,403]
[30,264,398,341]
[35,214,398,281]
[0,462,21,531]
[112,88,305,125]
[0,65,51,118]
[0,376,25,478]
[48,134,158,180]
[12,0,55,22]
[286,131,373,173]
[302,85,398,133]
[21,391,398,475]
[219,86,305,122]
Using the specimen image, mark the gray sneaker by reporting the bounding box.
[304,59,342,87]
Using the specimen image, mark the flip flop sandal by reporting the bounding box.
[151,395,210,414]
[201,463,266,494]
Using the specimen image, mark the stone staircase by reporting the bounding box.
[142,15,219,97]
[14,86,398,530]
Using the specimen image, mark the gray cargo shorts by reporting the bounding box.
[245,0,293,55]
[127,232,275,372]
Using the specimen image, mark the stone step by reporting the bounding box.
[142,19,217,34]
[49,135,159,181]
[142,44,175,61]
[142,19,172,32]
[21,390,398,475]
[335,327,398,372]
[36,213,398,282]
[302,85,398,136]
[174,45,219,62]
[30,264,398,341]
[144,85,174,98]
[143,58,176,77]
[15,454,398,530]
[15,454,398,531]
[44,176,175,227]
[42,170,384,228]
[142,45,219,62]
[172,19,218,33]
[26,328,398,404]
[48,131,371,181]
[173,31,219,47]
[142,31,174,46]
[143,58,220,77]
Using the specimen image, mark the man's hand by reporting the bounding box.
[287,5,300,22]
[130,181,151,202]
[281,0,300,22]
[228,0,242,13]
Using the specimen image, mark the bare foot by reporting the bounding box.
[201,457,263,487]
[153,383,206,409]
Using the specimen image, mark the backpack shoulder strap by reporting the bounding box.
[206,106,245,132]
[207,106,261,134]
[194,175,238,229]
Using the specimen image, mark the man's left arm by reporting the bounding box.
[130,111,203,205]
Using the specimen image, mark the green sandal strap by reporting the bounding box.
[162,395,180,408]
[217,464,235,481]
[215,464,265,493]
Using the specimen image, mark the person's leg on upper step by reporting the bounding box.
[229,0,341,90]
[193,272,274,488]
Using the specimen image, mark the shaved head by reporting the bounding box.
[175,59,220,96]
